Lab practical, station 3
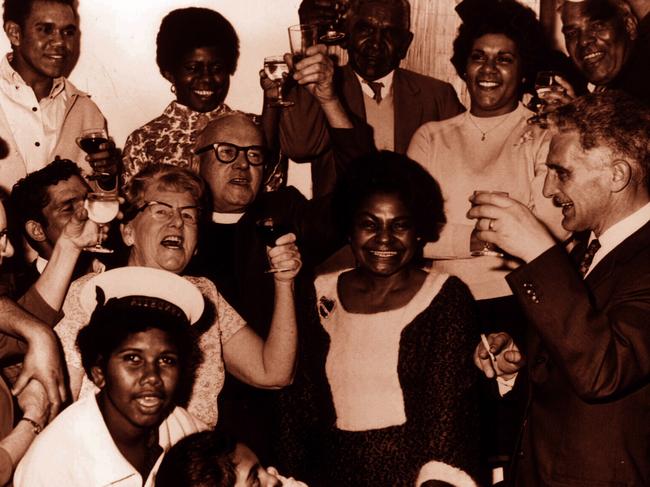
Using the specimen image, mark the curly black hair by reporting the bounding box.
[156,431,238,487]
[76,292,203,408]
[451,0,550,95]
[156,7,239,77]
[333,151,445,259]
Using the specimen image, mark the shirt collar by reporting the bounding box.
[1,53,66,98]
[35,256,48,275]
[212,211,244,224]
[355,70,394,100]
[585,201,650,276]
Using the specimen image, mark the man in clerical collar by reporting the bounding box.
[0,0,117,193]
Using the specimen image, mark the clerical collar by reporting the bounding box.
[212,211,244,224]
[35,255,49,275]
[356,70,394,100]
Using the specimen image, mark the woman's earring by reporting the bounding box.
[170,84,176,94]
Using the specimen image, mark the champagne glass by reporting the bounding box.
[264,56,294,108]
[76,128,110,180]
[83,192,119,253]
[528,71,563,124]
[320,0,349,44]
[469,191,509,257]
[256,217,293,273]
[288,24,318,65]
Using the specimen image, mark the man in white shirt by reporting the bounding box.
[0,0,115,193]
[469,90,650,486]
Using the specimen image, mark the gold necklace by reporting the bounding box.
[467,110,516,141]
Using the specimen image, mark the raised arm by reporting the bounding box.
[222,233,301,388]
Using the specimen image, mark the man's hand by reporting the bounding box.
[537,75,576,113]
[86,140,120,178]
[267,233,302,283]
[59,205,104,252]
[16,379,51,429]
[298,0,338,30]
[467,192,556,263]
[288,44,337,105]
[12,324,66,422]
[474,332,525,379]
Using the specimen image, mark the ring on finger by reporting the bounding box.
[488,218,495,231]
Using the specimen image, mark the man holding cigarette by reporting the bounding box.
[469,90,650,486]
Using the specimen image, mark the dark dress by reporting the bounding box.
[279,271,481,487]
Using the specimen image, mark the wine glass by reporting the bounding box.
[76,128,110,180]
[320,0,349,44]
[527,71,563,125]
[264,56,294,108]
[256,217,292,273]
[83,192,119,253]
[288,24,318,65]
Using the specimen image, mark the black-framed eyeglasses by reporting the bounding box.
[133,201,201,225]
[194,142,266,166]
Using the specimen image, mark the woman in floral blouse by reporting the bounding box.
[122,7,237,183]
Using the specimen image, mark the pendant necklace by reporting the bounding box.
[467,110,515,141]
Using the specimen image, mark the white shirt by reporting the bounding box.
[585,201,650,277]
[355,70,394,101]
[212,211,244,224]
[14,393,207,487]
[0,54,67,174]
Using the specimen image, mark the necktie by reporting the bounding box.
[363,80,384,103]
[578,238,601,277]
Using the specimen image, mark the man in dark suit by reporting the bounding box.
[469,90,650,486]
[284,0,464,197]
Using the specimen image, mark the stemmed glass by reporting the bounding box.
[469,191,508,257]
[288,24,318,65]
[264,55,293,108]
[83,192,119,253]
[527,71,563,125]
[319,0,349,44]
[76,128,110,180]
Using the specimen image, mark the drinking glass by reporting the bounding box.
[83,192,119,253]
[470,191,509,257]
[288,24,318,65]
[256,217,293,273]
[76,128,110,179]
[264,55,294,108]
[527,71,563,124]
[320,0,349,44]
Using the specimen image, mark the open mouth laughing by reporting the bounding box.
[160,235,184,249]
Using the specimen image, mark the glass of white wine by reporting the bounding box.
[264,55,293,108]
[84,192,119,253]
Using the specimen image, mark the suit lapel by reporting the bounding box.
[393,69,422,153]
[340,65,366,121]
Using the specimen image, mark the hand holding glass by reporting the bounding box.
[256,218,293,273]
[288,24,318,65]
[264,55,293,108]
[470,191,508,257]
[76,128,110,179]
[83,192,119,253]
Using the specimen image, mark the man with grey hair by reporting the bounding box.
[470,90,650,485]
[286,0,464,197]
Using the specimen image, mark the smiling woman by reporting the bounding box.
[121,7,239,183]
[14,268,207,487]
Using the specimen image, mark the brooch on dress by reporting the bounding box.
[318,296,336,319]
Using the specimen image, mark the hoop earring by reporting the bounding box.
[170,84,176,94]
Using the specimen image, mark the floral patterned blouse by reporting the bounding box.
[122,101,232,183]
[55,272,246,427]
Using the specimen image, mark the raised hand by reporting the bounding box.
[267,233,302,282]
[288,44,336,104]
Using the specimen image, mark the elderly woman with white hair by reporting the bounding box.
[54,164,302,428]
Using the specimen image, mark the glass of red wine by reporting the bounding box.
[256,217,293,273]
[288,24,318,65]
[320,0,349,44]
[76,128,110,180]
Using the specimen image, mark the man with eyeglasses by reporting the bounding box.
[188,57,371,463]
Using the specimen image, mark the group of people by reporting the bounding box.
[0,0,648,486]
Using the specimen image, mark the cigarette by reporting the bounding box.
[264,267,293,274]
[480,333,497,362]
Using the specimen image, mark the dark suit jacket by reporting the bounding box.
[280,64,464,196]
[506,221,650,486]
